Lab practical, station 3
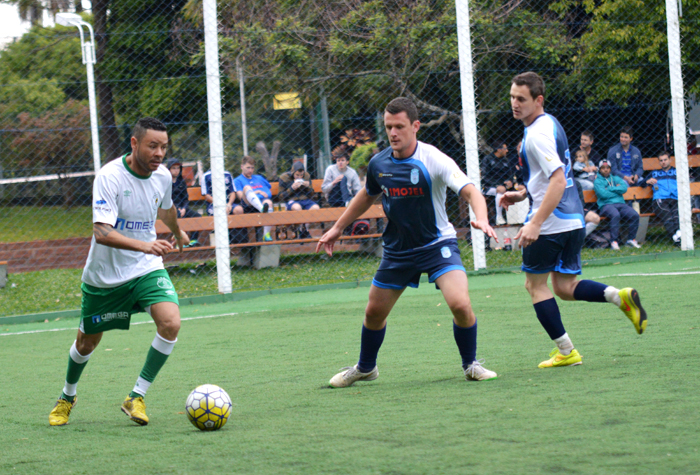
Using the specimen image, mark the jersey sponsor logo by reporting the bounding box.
[157,277,173,289]
[378,173,393,178]
[165,290,176,295]
[96,199,107,205]
[385,186,425,198]
[410,168,419,184]
[441,246,452,258]
[94,206,111,213]
[115,218,155,232]
[91,311,129,324]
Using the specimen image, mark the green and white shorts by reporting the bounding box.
[80,269,179,334]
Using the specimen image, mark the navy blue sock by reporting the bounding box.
[453,321,477,369]
[573,279,608,303]
[534,298,566,340]
[357,324,385,372]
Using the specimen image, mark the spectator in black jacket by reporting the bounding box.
[166,158,200,246]
[481,140,515,225]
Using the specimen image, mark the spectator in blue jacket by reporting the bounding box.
[643,151,681,245]
[607,126,644,186]
[594,159,641,250]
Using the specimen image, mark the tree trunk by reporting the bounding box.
[93,0,123,162]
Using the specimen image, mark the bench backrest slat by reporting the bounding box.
[186,179,324,202]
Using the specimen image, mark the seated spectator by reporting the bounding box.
[202,167,247,244]
[480,140,512,225]
[278,162,319,240]
[575,179,601,237]
[322,152,361,207]
[607,126,644,186]
[574,130,602,165]
[166,158,200,246]
[642,150,681,245]
[594,159,641,250]
[234,155,274,242]
[573,149,597,190]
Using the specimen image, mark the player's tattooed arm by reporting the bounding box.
[93,222,114,239]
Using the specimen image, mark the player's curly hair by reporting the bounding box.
[132,117,167,141]
[385,97,419,123]
[512,72,545,100]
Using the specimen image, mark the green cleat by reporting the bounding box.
[618,288,647,334]
[538,348,582,368]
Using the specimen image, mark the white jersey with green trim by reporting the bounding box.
[82,155,173,288]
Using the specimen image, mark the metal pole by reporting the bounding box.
[237,56,248,156]
[84,41,101,172]
[666,0,693,250]
[455,0,486,269]
[204,0,232,292]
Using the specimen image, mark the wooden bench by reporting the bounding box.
[186,179,325,205]
[155,204,386,260]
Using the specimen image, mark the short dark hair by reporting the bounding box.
[241,155,255,166]
[620,126,633,137]
[658,150,670,160]
[511,72,545,100]
[492,140,507,151]
[581,130,594,141]
[385,97,419,123]
[132,117,167,141]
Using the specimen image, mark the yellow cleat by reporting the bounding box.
[49,397,76,426]
[619,288,647,334]
[121,396,149,426]
[538,348,582,368]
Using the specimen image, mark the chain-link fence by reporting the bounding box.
[0,0,698,317]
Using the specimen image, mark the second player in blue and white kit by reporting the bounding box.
[502,72,648,369]
[317,97,499,387]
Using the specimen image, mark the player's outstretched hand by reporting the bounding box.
[500,189,527,210]
[514,222,541,248]
[471,219,498,242]
[315,227,341,257]
[172,230,190,252]
[144,239,174,256]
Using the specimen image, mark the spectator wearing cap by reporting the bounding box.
[594,159,641,250]
[607,126,644,186]
[322,152,362,207]
[278,161,319,239]
[166,158,200,246]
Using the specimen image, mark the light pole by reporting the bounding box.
[55,12,101,172]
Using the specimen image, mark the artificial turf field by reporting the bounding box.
[2,257,700,474]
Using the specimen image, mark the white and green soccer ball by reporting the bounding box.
[185,384,232,431]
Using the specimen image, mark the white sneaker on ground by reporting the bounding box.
[610,241,620,250]
[464,359,498,381]
[626,239,641,248]
[329,365,379,388]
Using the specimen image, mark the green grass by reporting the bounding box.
[0,206,92,242]
[2,258,700,474]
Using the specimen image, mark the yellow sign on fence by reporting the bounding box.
[273,92,302,110]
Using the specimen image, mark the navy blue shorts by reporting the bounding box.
[286,199,318,210]
[522,228,585,275]
[373,239,465,290]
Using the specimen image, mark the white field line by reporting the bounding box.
[595,270,700,278]
[0,310,267,337]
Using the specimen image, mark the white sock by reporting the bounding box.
[264,226,272,235]
[132,377,151,397]
[496,193,504,221]
[604,286,621,307]
[245,189,263,212]
[554,333,574,355]
[585,221,598,237]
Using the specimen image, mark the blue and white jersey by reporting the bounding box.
[520,114,584,235]
[201,170,235,197]
[233,174,272,200]
[366,141,473,252]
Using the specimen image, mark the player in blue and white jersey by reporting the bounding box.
[201,168,241,217]
[501,72,648,369]
[317,97,498,387]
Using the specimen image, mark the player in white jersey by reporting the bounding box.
[49,118,189,426]
[317,97,498,388]
[501,72,647,369]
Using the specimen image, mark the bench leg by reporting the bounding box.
[0,262,7,289]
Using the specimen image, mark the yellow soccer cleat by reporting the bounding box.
[121,396,149,426]
[49,397,76,426]
[538,348,582,368]
[618,288,647,334]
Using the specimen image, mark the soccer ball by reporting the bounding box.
[185,384,232,431]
